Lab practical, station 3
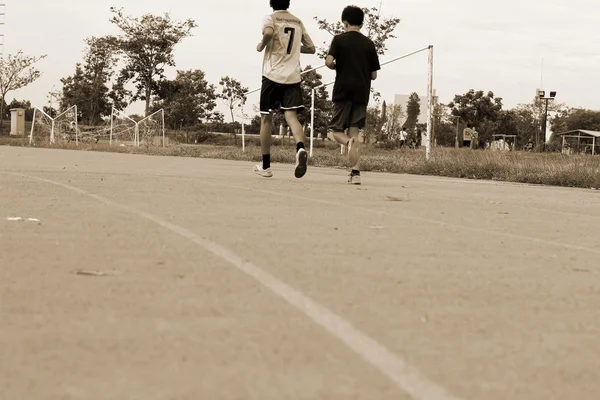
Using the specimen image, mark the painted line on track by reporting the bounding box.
[3,171,462,400]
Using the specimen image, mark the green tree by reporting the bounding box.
[7,99,34,121]
[447,89,503,145]
[218,76,248,123]
[0,51,46,129]
[60,36,125,125]
[314,5,401,58]
[246,115,262,135]
[383,104,405,143]
[109,7,197,116]
[152,69,217,130]
[314,3,400,103]
[432,103,457,147]
[405,92,421,133]
[548,108,600,150]
[508,97,565,148]
[364,106,385,144]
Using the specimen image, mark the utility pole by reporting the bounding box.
[0,4,6,57]
[536,89,556,152]
[449,115,461,148]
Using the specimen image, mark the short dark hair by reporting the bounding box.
[342,6,364,26]
[270,0,290,10]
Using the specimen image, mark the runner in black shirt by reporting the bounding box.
[326,5,381,185]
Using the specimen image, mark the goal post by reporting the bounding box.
[138,108,166,147]
[310,45,435,160]
[54,105,79,145]
[110,107,138,147]
[29,106,54,145]
[29,105,78,146]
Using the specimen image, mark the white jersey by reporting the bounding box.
[262,10,313,85]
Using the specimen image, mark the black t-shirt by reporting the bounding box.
[328,31,381,105]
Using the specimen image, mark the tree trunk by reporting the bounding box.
[145,83,152,117]
[0,95,5,131]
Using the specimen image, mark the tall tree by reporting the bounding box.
[218,76,247,123]
[550,108,600,134]
[447,89,503,144]
[405,92,421,133]
[153,69,218,130]
[314,5,401,58]
[383,104,405,142]
[109,7,197,116]
[364,106,385,144]
[314,4,400,106]
[7,99,34,121]
[60,36,125,125]
[0,51,46,129]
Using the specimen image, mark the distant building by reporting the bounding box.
[394,90,438,147]
[393,90,437,126]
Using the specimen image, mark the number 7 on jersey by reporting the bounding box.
[284,27,296,54]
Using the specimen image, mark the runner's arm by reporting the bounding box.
[326,55,336,70]
[301,29,316,54]
[257,27,274,52]
[325,36,338,69]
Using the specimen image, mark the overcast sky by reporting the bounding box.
[4,0,600,118]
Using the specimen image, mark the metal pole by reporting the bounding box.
[593,136,596,156]
[162,109,166,147]
[241,122,246,152]
[50,120,55,144]
[110,107,113,145]
[29,108,36,145]
[310,88,315,158]
[425,45,433,161]
[75,105,79,146]
[541,98,549,152]
[455,118,459,148]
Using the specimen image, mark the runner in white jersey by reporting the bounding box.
[253,0,316,180]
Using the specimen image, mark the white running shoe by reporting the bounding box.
[295,148,308,178]
[253,165,273,178]
[347,137,359,167]
[348,172,361,185]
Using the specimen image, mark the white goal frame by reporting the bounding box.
[109,107,166,147]
[110,107,138,146]
[311,45,434,160]
[29,105,79,145]
[138,109,166,147]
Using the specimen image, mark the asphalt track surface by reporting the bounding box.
[1,146,599,400]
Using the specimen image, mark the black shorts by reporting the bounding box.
[260,77,304,115]
[329,101,367,132]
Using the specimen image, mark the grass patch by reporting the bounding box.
[2,134,600,189]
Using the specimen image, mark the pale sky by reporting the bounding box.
[4,0,600,119]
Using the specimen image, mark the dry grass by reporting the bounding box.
[2,134,600,189]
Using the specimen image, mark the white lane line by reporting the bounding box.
[194,180,600,256]
[5,171,462,400]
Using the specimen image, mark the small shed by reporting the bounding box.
[557,130,600,155]
[10,108,26,136]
